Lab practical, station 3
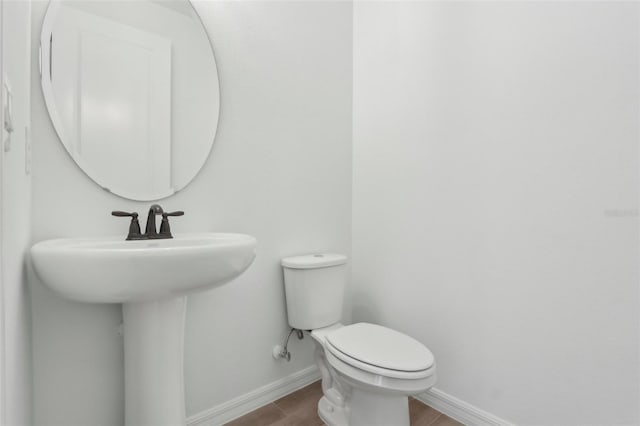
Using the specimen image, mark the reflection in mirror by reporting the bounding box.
[41,0,220,201]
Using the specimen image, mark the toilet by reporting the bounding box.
[281,254,436,426]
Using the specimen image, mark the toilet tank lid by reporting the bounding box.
[281,253,347,269]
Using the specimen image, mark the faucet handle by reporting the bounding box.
[159,211,184,238]
[112,211,138,218]
[164,211,184,217]
[111,211,142,240]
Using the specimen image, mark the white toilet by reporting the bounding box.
[281,254,436,426]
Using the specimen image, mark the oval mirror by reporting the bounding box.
[40,0,220,201]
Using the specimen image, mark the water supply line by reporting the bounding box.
[273,327,304,361]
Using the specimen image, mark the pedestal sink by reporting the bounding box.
[31,233,257,426]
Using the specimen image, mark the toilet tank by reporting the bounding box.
[281,254,347,330]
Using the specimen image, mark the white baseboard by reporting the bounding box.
[186,368,512,426]
[186,366,320,426]
[416,388,515,426]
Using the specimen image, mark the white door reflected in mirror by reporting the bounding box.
[41,0,220,201]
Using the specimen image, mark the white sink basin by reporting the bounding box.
[31,232,257,303]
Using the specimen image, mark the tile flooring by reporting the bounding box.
[226,381,464,426]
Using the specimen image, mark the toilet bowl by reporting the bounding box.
[281,254,437,426]
[311,323,436,426]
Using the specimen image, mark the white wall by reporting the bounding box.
[30,1,352,424]
[353,2,639,425]
[1,0,33,424]
[0,0,4,419]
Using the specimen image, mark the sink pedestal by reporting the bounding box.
[123,297,187,426]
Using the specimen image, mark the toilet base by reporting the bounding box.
[318,395,349,426]
[350,389,409,426]
[318,389,410,426]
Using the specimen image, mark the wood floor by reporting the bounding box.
[225,381,464,426]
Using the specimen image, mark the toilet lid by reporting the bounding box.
[326,323,434,372]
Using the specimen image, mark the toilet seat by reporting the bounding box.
[325,323,434,380]
[324,345,436,395]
